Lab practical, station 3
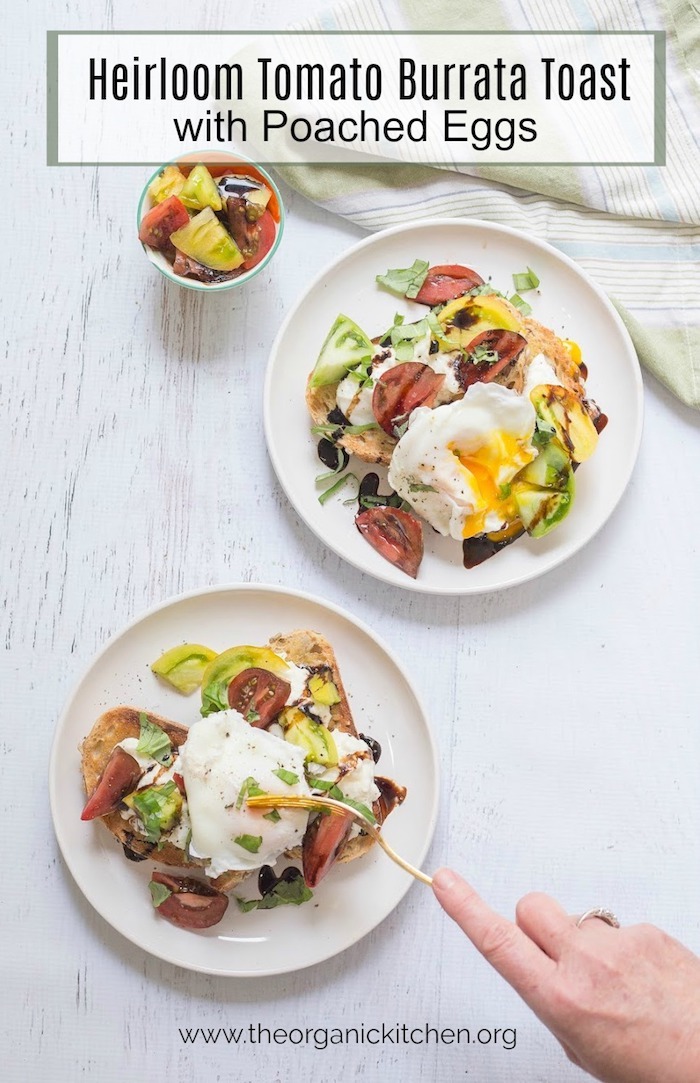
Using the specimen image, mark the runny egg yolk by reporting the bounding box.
[451,431,535,539]
[562,339,583,368]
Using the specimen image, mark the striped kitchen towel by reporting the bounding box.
[278,0,700,407]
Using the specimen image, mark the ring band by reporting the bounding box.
[576,907,620,929]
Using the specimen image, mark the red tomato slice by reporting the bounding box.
[459,329,527,388]
[414,264,484,306]
[372,362,445,436]
[355,507,424,579]
[227,667,291,727]
[302,808,354,888]
[242,210,276,270]
[138,196,189,250]
[80,746,143,820]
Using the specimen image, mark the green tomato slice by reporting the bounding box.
[179,163,222,212]
[309,313,373,388]
[151,644,218,695]
[282,708,339,767]
[169,207,243,272]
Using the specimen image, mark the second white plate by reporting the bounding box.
[50,585,438,976]
[264,218,643,594]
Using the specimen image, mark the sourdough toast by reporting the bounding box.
[306,305,586,467]
[81,630,401,889]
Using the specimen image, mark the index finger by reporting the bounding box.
[432,867,553,1006]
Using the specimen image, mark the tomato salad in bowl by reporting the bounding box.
[306,260,608,580]
[137,152,283,291]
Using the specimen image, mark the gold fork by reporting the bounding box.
[246,793,433,886]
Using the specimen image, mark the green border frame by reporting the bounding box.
[46,29,665,167]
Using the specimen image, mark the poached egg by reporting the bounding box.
[388,382,537,540]
[179,710,311,877]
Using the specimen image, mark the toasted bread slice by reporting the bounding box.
[268,629,390,865]
[306,381,396,466]
[80,631,400,889]
[268,629,355,737]
[509,318,584,397]
[306,311,587,466]
[81,706,214,869]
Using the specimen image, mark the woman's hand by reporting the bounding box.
[432,868,700,1083]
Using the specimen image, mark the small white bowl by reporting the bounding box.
[137,150,285,293]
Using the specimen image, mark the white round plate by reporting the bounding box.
[50,585,437,977]
[264,218,643,594]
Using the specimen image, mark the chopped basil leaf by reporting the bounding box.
[236,875,313,912]
[256,876,313,909]
[393,418,410,439]
[425,310,453,348]
[311,422,379,440]
[130,781,179,843]
[509,292,533,317]
[394,339,415,362]
[316,451,356,484]
[235,776,265,810]
[467,343,499,367]
[345,423,380,434]
[376,259,429,299]
[338,795,376,824]
[499,483,513,499]
[312,779,344,800]
[385,311,455,361]
[315,466,343,483]
[184,827,192,860]
[136,713,172,766]
[318,473,360,506]
[246,707,260,724]
[273,768,299,786]
[468,283,506,299]
[512,267,540,292]
[379,312,406,340]
[148,881,172,908]
[236,897,260,913]
[263,809,281,823]
[359,487,404,511]
[408,481,438,493]
[234,834,263,854]
[308,780,376,824]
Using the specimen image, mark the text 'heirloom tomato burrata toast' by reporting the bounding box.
[306,261,608,579]
[81,631,405,930]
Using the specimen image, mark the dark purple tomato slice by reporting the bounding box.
[227,667,291,728]
[372,362,445,436]
[81,746,143,821]
[459,329,527,388]
[150,871,229,929]
[355,507,424,579]
[414,264,485,305]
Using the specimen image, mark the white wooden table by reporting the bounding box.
[4,2,700,1080]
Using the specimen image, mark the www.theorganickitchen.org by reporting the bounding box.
[178,1023,517,1050]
